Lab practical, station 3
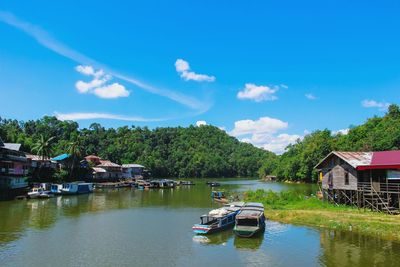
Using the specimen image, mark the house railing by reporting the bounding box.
[358,181,400,193]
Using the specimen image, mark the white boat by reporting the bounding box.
[60,182,94,195]
[28,188,44,199]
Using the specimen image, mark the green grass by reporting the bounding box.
[244,189,400,241]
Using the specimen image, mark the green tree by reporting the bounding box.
[32,134,55,161]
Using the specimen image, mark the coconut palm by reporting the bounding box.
[67,137,83,179]
[32,134,55,161]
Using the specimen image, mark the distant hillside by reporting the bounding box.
[0,116,275,178]
[259,104,400,182]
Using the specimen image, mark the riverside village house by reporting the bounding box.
[315,150,400,214]
[0,139,29,200]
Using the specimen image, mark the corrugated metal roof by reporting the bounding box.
[51,153,70,161]
[122,164,145,168]
[334,151,373,168]
[26,154,51,161]
[4,143,21,151]
[371,151,400,166]
[315,150,400,170]
[98,160,121,167]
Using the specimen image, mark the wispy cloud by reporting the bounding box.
[175,59,215,82]
[305,93,317,100]
[237,83,281,102]
[0,11,208,111]
[361,99,390,111]
[75,65,129,99]
[55,112,168,122]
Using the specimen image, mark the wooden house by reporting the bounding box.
[85,155,123,181]
[0,141,29,200]
[315,151,400,214]
[122,164,145,179]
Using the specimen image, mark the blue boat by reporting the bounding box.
[192,202,244,234]
[60,182,94,195]
[50,184,63,195]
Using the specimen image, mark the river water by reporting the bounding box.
[0,179,399,267]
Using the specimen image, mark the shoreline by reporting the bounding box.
[265,209,400,241]
[244,189,400,242]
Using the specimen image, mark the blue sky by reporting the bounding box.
[1,0,400,153]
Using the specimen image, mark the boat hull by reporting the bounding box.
[234,222,265,238]
[192,221,235,235]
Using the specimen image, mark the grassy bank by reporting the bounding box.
[244,189,400,241]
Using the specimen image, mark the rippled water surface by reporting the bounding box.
[0,179,399,267]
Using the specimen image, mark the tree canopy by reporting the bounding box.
[0,116,274,178]
[259,104,400,182]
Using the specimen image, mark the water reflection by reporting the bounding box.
[234,230,265,250]
[319,229,400,267]
[192,229,234,246]
[0,180,400,267]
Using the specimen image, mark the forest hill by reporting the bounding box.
[1,104,400,182]
[0,117,273,178]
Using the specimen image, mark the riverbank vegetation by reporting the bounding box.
[245,189,400,241]
[259,104,400,182]
[0,116,274,178]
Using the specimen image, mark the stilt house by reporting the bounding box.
[314,151,400,214]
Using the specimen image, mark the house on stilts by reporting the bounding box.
[314,150,400,214]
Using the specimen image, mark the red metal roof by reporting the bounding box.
[357,150,400,170]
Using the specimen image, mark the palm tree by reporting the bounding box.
[32,134,55,161]
[67,137,83,179]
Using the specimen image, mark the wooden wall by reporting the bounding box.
[320,155,358,190]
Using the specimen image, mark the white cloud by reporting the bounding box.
[240,132,301,154]
[260,134,301,154]
[93,83,130,99]
[196,120,207,127]
[362,100,390,111]
[333,128,349,135]
[175,59,190,72]
[305,93,316,100]
[229,116,300,154]
[74,65,129,99]
[0,12,209,112]
[230,117,288,137]
[175,59,215,82]
[237,83,280,102]
[55,112,167,122]
[75,78,109,93]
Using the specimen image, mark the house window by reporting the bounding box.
[345,171,349,185]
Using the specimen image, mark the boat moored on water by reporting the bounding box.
[206,181,221,187]
[50,184,63,195]
[192,202,244,235]
[60,182,94,195]
[211,191,228,203]
[149,179,175,189]
[233,202,265,238]
[27,187,44,199]
[177,181,195,186]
